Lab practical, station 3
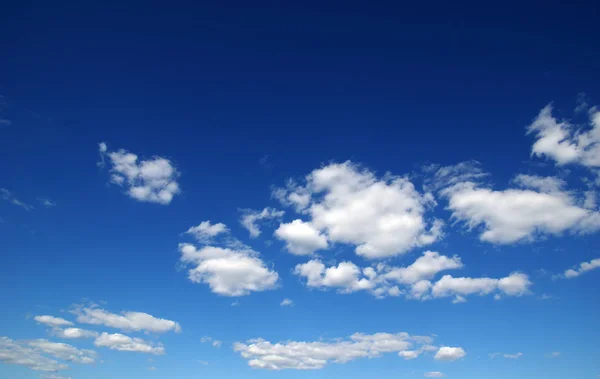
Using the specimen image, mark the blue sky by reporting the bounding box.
[1,1,600,378]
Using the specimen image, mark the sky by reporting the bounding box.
[1,1,600,378]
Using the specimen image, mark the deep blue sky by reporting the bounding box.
[1,1,599,379]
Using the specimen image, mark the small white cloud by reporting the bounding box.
[424,372,444,378]
[198,360,209,365]
[34,315,74,328]
[179,243,279,297]
[503,352,523,359]
[99,144,181,204]
[94,332,165,355]
[280,298,294,307]
[71,305,181,334]
[562,258,600,279]
[200,336,222,348]
[185,221,229,242]
[240,207,284,238]
[547,352,561,358]
[231,301,240,307]
[148,366,157,371]
[37,198,56,207]
[52,327,98,339]
[434,346,466,362]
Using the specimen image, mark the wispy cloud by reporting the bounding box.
[0,188,34,211]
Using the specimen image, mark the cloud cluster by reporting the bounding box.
[94,333,165,355]
[99,142,181,204]
[72,305,181,333]
[233,332,447,370]
[294,251,530,302]
[274,162,443,259]
[0,337,68,372]
[28,339,96,364]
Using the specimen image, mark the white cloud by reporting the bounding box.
[148,366,157,371]
[424,372,444,378]
[185,221,229,242]
[280,298,294,307]
[94,332,165,355]
[441,172,600,244]
[431,272,531,301]
[547,352,561,358]
[0,336,68,372]
[233,332,442,370]
[434,346,466,362]
[240,207,284,238]
[99,143,181,204]
[274,162,443,259]
[72,305,181,334]
[0,188,34,211]
[42,374,72,379]
[293,251,521,302]
[34,315,74,328]
[382,251,463,285]
[528,104,600,168]
[503,352,523,359]
[200,336,222,348]
[490,352,524,359]
[28,339,96,364]
[37,198,56,207]
[562,258,600,278]
[179,243,279,296]
[275,219,328,255]
[52,328,98,339]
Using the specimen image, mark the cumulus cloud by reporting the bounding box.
[185,221,229,242]
[434,346,466,361]
[562,258,600,278]
[94,333,165,355]
[179,243,279,296]
[274,162,443,259]
[52,328,98,339]
[240,207,284,238]
[431,272,531,301]
[28,340,96,364]
[437,167,600,244]
[72,305,181,333]
[34,315,74,328]
[0,336,68,372]
[528,104,600,168]
[0,188,34,211]
[294,250,525,301]
[274,219,328,255]
[99,143,180,204]
[233,332,443,370]
[424,372,444,378]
